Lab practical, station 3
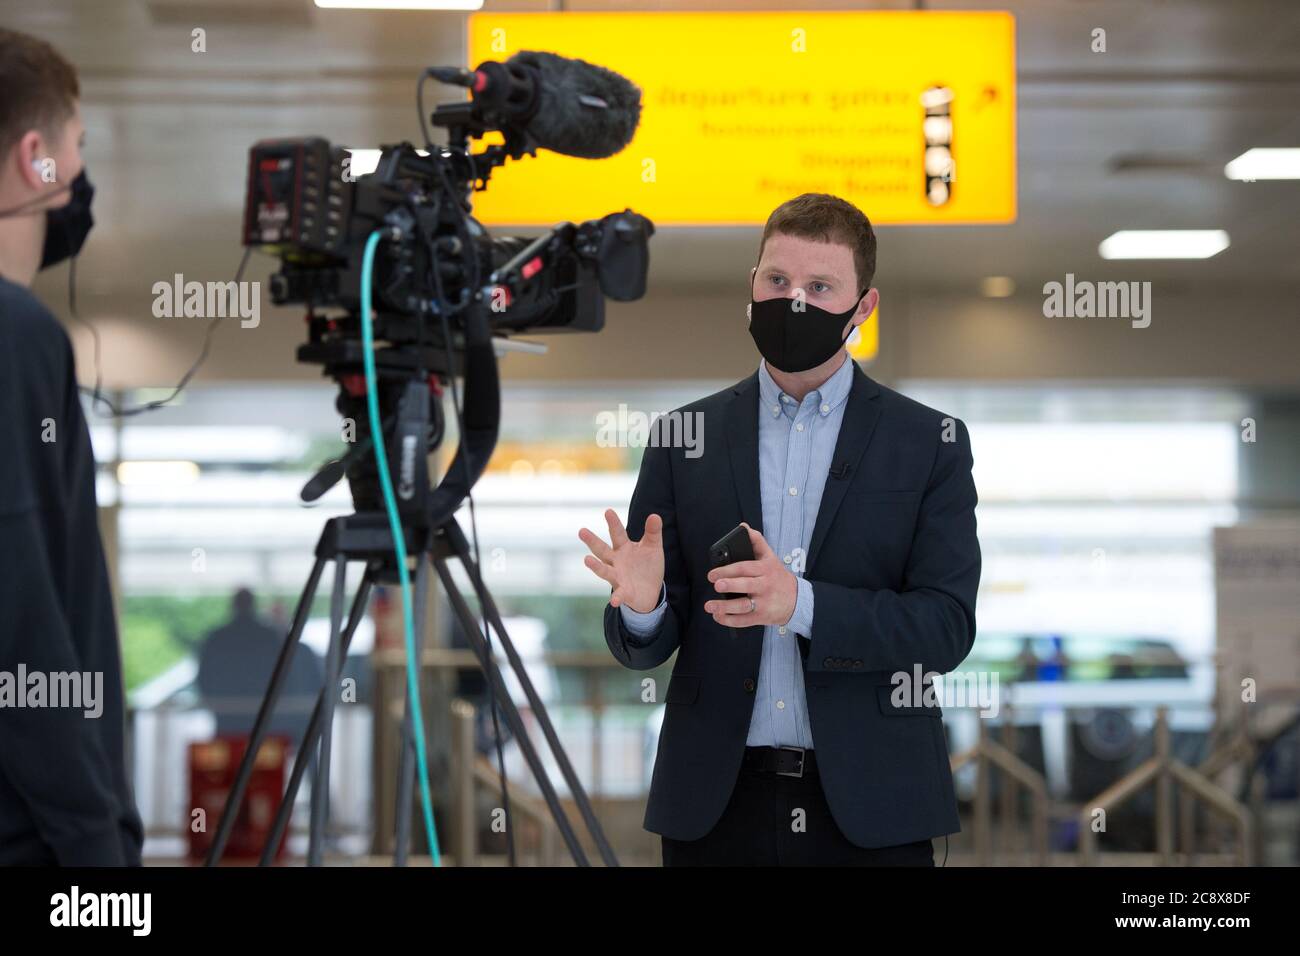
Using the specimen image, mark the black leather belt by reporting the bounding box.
[743,746,814,778]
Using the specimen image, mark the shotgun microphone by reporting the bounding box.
[433,50,642,160]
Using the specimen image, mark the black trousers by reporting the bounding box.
[661,758,935,867]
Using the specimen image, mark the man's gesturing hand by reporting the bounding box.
[704,523,798,629]
[579,509,665,614]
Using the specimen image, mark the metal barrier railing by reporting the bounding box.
[374,648,643,863]
[449,697,559,866]
[1077,706,1252,866]
[430,666,1263,866]
[134,655,1276,865]
[949,703,1051,865]
[1183,691,1300,865]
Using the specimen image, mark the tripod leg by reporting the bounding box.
[308,556,348,866]
[259,569,373,866]
[444,519,621,867]
[431,552,591,866]
[393,555,432,866]
[206,555,325,866]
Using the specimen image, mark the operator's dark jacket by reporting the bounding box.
[604,362,980,848]
[0,276,143,865]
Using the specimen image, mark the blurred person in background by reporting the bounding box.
[196,587,323,745]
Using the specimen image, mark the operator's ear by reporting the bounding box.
[11,131,48,190]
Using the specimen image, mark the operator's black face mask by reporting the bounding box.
[747,275,867,373]
[40,170,95,269]
[0,169,95,271]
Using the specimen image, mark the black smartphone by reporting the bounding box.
[709,524,755,601]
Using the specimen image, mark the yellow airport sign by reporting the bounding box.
[466,11,1017,226]
[848,302,880,363]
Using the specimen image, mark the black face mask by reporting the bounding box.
[0,169,95,271]
[747,277,867,373]
[41,170,95,269]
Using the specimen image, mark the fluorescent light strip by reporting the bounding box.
[1224,148,1300,181]
[116,461,201,486]
[1098,230,1229,260]
[315,1,484,9]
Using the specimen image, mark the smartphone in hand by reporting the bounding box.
[709,524,755,601]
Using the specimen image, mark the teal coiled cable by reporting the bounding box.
[359,228,441,865]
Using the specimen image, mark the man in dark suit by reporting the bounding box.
[580,193,980,866]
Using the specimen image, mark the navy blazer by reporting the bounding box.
[603,361,981,848]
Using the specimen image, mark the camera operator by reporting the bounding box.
[0,27,143,866]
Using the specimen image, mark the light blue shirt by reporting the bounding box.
[620,356,854,749]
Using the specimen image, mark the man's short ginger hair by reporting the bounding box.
[758,193,877,293]
[0,28,80,160]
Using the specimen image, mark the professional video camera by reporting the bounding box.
[239,50,654,528]
[214,52,649,869]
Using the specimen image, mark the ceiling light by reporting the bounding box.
[315,1,484,9]
[1098,230,1229,260]
[980,276,1015,297]
[1224,148,1300,181]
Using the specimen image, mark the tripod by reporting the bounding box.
[205,511,620,867]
